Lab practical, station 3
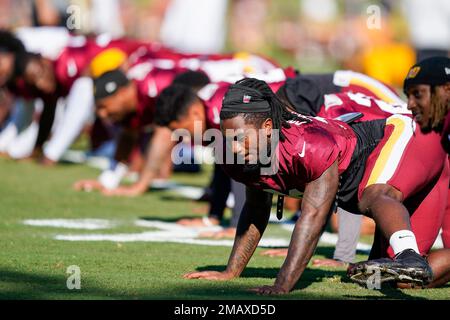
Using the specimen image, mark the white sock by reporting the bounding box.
[389,230,420,255]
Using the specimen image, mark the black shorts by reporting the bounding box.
[282,73,340,116]
[338,119,387,214]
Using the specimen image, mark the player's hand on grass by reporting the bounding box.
[101,182,147,197]
[73,179,104,192]
[249,285,289,295]
[312,258,347,268]
[260,248,288,257]
[183,271,235,281]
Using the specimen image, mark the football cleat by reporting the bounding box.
[347,249,433,288]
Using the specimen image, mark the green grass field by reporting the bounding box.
[1,158,449,300]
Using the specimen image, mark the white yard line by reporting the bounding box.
[26,218,443,252]
[55,231,289,248]
[23,219,116,230]
[134,219,223,232]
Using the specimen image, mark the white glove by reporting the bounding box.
[98,162,128,190]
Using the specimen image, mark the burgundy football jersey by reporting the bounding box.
[222,116,357,198]
[53,36,146,96]
[282,71,409,121]
[123,61,182,131]
[317,92,411,122]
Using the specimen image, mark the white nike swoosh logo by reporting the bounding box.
[212,107,220,124]
[148,81,158,98]
[67,59,78,77]
[298,142,306,158]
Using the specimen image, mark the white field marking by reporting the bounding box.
[54,231,288,248]
[25,218,371,250]
[26,217,446,251]
[269,213,288,223]
[39,218,287,247]
[60,150,87,163]
[167,186,204,199]
[149,179,180,190]
[23,219,116,230]
[85,157,111,171]
[60,150,111,171]
[134,219,223,233]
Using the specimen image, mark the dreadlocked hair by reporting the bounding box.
[220,78,311,142]
[154,83,199,127]
[430,85,450,132]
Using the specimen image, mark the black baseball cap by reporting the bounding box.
[404,56,450,93]
[93,70,130,101]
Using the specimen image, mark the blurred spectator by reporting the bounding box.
[297,0,339,70]
[229,0,269,53]
[89,0,124,37]
[2,0,443,88]
[159,0,229,54]
[402,0,450,62]
[329,1,415,88]
[0,0,31,28]
[31,0,70,27]
[122,0,167,41]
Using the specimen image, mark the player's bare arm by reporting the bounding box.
[103,126,174,196]
[184,187,272,280]
[252,161,339,295]
[115,128,140,163]
[75,128,138,192]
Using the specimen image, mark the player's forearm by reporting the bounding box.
[225,190,272,277]
[275,162,339,291]
[225,219,266,277]
[114,129,138,163]
[137,127,174,187]
[274,208,329,291]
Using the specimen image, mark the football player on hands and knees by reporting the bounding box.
[151,73,288,236]
[3,34,145,165]
[399,56,450,288]
[152,81,249,236]
[74,69,175,194]
[74,70,211,195]
[404,57,450,152]
[184,78,448,293]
